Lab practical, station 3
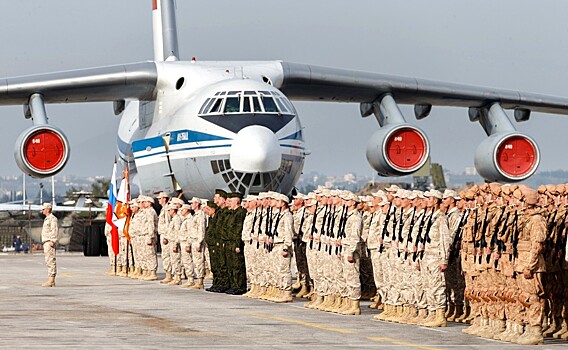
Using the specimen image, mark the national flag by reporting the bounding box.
[114,165,131,241]
[106,160,119,255]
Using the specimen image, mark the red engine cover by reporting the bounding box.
[385,127,427,170]
[24,129,66,172]
[496,135,538,178]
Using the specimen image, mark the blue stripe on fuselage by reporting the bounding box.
[131,130,231,153]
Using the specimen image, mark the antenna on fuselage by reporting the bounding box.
[152,0,179,62]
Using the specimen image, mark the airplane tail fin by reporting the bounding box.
[152,0,179,62]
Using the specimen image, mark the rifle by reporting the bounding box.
[317,205,328,252]
[487,207,506,264]
[396,208,406,258]
[378,202,393,253]
[544,209,558,259]
[296,207,306,245]
[309,203,319,250]
[256,206,264,249]
[510,211,520,261]
[326,206,338,255]
[449,209,468,261]
[336,205,348,255]
[553,210,568,266]
[391,207,400,241]
[476,207,490,264]
[412,210,428,262]
[404,207,417,260]
[418,210,435,260]
[250,207,258,245]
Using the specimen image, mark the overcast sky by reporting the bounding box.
[1,0,568,179]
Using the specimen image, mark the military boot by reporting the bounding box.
[295,283,309,298]
[455,304,470,323]
[373,304,391,320]
[276,290,293,303]
[130,267,141,279]
[543,317,561,337]
[447,304,463,322]
[243,284,255,297]
[516,325,544,345]
[393,306,409,323]
[368,295,380,309]
[341,299,361,316]
[117,265,127,277]
[388,306,405,322]
[128,266,135,277]
[254,286,267,299]
[105,266,116,276]
[553,319,568,339]
[160,271,173,284]
[204,270,213,280]
[336,297,351,314]
[316,295,331,311]
[418,309,436,325]
[181,278,195,288]
[292,279,301,290]
[484,319,505,339]
[401,305,418,324]
[406,307,427,325]
[330,296,344,313]
[502,322,523,343]
[445,304,455,319]
[321,295,337,312]
[41,275,55,287]
[307,295,324,309]
[168,274,182,285]
[424,308,447,327]
[493,320,511,340]
[144,270,158,281]
[471,317,490,336]
[270,289,283,302]
[138,270,148,280]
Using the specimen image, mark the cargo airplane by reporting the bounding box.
[1,0,568,199]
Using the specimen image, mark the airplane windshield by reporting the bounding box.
[198,90,295,116]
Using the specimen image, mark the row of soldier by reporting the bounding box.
[103,182,568,345]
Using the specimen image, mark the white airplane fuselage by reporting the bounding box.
[116,61,306,198]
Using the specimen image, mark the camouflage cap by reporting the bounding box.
[443,189,459,200]
[129,199,139,207]
[489,183,502,196]
[157,191,169,199]
[425,189,443,200]
[385,185,400,193]
[512,189,524,200]
[523,188,539,205]
[170,197,184,206]
[41,202,52,210]
[537,185,547,194]
[181,204,191,211]
[556,184,566,195]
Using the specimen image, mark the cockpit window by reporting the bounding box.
[199,89,295,116]
[224,97,240,113]
[261,96,278,113]
[252,96,262,112]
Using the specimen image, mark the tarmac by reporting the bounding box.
[0,252,566,349]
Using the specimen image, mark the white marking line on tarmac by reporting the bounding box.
[417,326,448,333]
[245,312,358,334]
[368,337,443,350]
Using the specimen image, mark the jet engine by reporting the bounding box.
[366,123,430,176]
[474,132,539,182]
[14,125,70,178]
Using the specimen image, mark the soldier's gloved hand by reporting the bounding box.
[185,246,191,253]
[347,255,354,263]
[173,247,178,253]
[163,238,169,245]
[196,245,202,253]
[439,263,447,272]
[523,268,533,279]
[147,239,153,246]
[282,249,289,258]
[235,247,241,254]
[50,241,56,248]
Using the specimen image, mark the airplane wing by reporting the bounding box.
[0,62,157,105]
[0,203,105,212]
[275,62,568,115]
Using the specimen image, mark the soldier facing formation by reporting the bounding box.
[100,183,568,346]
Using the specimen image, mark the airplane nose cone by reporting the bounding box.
[230,126,282,173]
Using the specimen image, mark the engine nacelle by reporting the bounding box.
[14,125,70,178]
[474,132,539,182]
[366,123,430,176]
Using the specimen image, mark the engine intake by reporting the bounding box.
[474,132,539,182]
[15,125,70,178]
[366,123,430,176]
